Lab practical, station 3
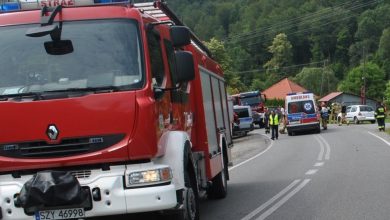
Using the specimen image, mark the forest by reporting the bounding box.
[166,0,390,102]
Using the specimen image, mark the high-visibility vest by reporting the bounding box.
[376,107,385,118]
[269,114,279,125]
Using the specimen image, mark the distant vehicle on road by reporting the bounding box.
[337,105,376,124]
[233,105,254,136]
[232,91,267,128]
[285,92,321,136]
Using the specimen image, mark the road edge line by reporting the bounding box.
[229,134,274,171]
[368,131,390,146]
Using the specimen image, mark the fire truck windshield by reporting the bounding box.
[240,96,261,106]
[0,19,144,96]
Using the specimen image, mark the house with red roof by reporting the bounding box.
[263,78,308,100]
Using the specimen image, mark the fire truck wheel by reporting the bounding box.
[207,155,228,199]
[175,171,199,220]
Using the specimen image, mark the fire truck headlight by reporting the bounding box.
[125,167,172,187]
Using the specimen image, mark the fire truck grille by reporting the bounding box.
[71,170,92,179]
[0,134,125,158]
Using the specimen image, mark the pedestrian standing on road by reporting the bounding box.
[375,102,386,131]
[320,102,329,130]
[269,110,279,140]
[339,102,347,126]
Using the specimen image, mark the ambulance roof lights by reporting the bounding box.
[287,92,312,96]
[0,2,21,12]
[0,0,130,12]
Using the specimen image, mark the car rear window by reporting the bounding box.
[360,106,373,111]
[234,108,250,118]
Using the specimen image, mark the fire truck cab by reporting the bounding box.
[0,1,232,219]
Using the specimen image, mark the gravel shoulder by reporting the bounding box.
[229,129,272,166]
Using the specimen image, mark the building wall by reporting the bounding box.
[330,94,377,108]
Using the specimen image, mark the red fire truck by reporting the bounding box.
[232,91,267,127]
[0,1,233,219]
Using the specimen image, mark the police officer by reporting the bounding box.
[269,110,279,140]
[375,102,386,131]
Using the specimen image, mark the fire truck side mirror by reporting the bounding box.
[174,51,195,83]
[170,26,191,47]
[44,40,74,55]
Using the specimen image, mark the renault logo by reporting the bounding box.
[47,125,59,140]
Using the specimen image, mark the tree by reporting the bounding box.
[204,38,246,93]
[378,28,390,60]
[294,67,338,96]
[204,38,232,72]
[264,33,293,78]
[338,62,386,100]
[377,28,390,79]
[384,81,390,106]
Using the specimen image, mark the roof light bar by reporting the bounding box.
[0,1,20,11]
[0,0,130,12]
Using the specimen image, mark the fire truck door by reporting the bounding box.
[146,27,171,137]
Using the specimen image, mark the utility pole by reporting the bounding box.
[320,59,326,97]
[361,46,366,105]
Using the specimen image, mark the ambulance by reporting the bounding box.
[285,92,320,136]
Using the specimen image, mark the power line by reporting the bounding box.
[230,60,326,74]
[226,0,381,45]
[242,0,380,47]
[227,0,379,44]
[230,0,379,45]
[244,13,356,47]
[225,0,360,42]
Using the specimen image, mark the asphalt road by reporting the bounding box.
[201,123,390,220]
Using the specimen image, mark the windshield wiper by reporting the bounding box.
[0,86,120,101]
[0,92,43,101]
[43,86,120,94]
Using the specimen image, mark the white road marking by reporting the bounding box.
[314,162,324,167]
[240,179,301,220]
[229,135,274,171]
[256,179,311,220]
[318,135,331,160]
[314,135,325,161]
[368,131,390,146]
[305,169,318,175]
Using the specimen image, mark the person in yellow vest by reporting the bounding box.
[269,110,279,140]
[375,102,386,131]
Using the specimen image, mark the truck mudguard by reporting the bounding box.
[153,131,193,190]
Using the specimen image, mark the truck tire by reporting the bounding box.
[207,153,228,199]
[174,170,199,220]
[354,117,359,124]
